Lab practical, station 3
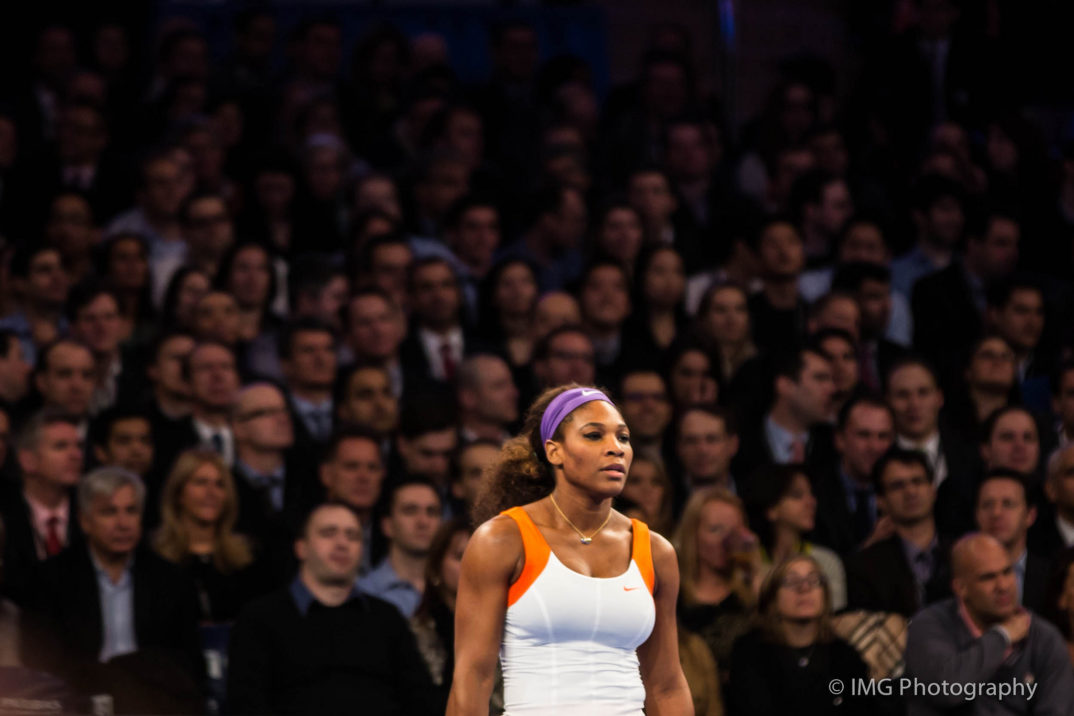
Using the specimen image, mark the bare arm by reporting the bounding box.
[638,532,695,716]
[445,516,521,716]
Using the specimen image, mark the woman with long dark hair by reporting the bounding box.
[448,384,692,715]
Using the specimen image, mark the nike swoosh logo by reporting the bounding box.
[580,389,600,396]
[623,586,641,592]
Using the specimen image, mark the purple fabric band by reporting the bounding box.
[539,388,612,444]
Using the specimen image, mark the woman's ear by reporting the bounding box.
[544,439,563,468]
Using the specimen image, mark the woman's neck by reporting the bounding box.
[719,339,756,377]
[771,526,801,564]
[648,311,677,348]
[693,566,732,604]
[782,618,820,648]
[237,307,262,341]
[549,487,612,534]
[500,312,531,337]
[182,515,216,555]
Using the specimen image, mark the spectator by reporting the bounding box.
[578,260,632,384]
[456,354,518,444]
[319,430,387,573]
[0,329,32,405]
[395,393,458,501]
[974,470,1048,613]
[335,362,399,438]
[664,340,719,410]
[1030,445,1074,559]
[399,257,470,385]
[341,287,406,396]
[532,325,596,391]
[979,405,1044,482]
[500,185,587,292]
[747,217,809,355]
[676,405,740,496]
[66,282,127,413]
[692,283,762,398]
[144,330,195,431]
[618,455,675,537]
[89,406,155,520]
[108,153,187,284]
[890,174,965,298]
[814,327,861,418]
[987,279,1049,409]
[32,339,97,431]
[160,266,210,331]
[0,246,71,365]
[279,318,337,447]
[618,369,673,464]
[945,335,1018,440]
[476,258,540,370]
[1053,361,1074,450]
[226,502,437,714]
[449,439,499,521]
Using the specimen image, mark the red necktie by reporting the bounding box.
[440,340,456,381]
[45,516,62,556]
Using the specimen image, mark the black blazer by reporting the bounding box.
[845,533,952,617]
[932,424,983,540]
[1023,550,1051,614]
[732,417,836,489]
[911,262,983,387]
[150,415,201,485]
[808,461,863,559]
[0,485,82,606]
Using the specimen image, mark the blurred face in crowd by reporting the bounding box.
[416,159,470,222]
[953,536,1018,627]
[461,356,518,426]
[36,342,95,417]
[856,277,893,339]
[179,460,227,525]
[448,205,500,278]
[283,329,336,392]
[185,196,233,260]
[149,334,195,400]
[774,557,826,622]
[877,459,935,526]
[172,270,210,329]
[1046,447,1074,518]
[816,180,854,239]
[701,286,750,347]
[533,292,581,339]
[453,442,499,507]
[543,188,587,249]
[810,129,849,176]
[622,458,667,523]
[0,337,31,404]
[305,146,344,201]
[383,484,441,556]
[339,366,398,434]
[233,384,294,451]
[990,288,1044,355]
[696,498,748,573]
[819,334,859,401]
[976,477,1035,552]
[678,410,737,482]
[45,194,95,260]
[255,170,295,217]
[346,293,404,361]
[494,262,538,319]
[599,207,644,265]
[298,505,363,587]
[24,248,70,309]
[81,484,141,561]
[580,265,630,331]
[971,217,1019,280]
[838,221,888,264]
[410,261,461,331]
[642,60,687,119]
[194,291,241,345]
[812,297,860,341]
[321,437,385,513]
[142,157,185,219]
[642,249,685,310]
[921,195,964,248]
[982,409,1039,475]
[966,337,1016,394]
[107,237,149,292]
[354,175,401,219]
[368,242,412,310]
[1054,370,1074,435]
[95,417,153,477]
[777,352,835,427]
[628,171,677,225]
[188,343,239,411]
[665,123,717,182]
[758,221,804,281]
[228,245,273,309]
[72,292,123,357]
[669,349,717,407]
[443,108,484,169]
[536,330,594,387]
[619,372,672,443]
[398,429,457,486]
[835,403,894,481]
[19,421,83,486]
[887,364,943,441]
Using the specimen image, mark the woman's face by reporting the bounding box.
[494,263,538,318]
[767,474,817,535]
[774,558,826,622]
[175,271,210,327]
[179,461,228,526]
[580,266,630,330]
[599,208,644,264]
[440,531,470,597]
[670,350,715,405]
[622,459,665,523]
[108,237,148,291]
[696,500,744,572]
[703,287,750,345]
[546,400,633,499]
[230,246,272,308]
[643,249,685,310]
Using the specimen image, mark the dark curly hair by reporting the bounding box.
[472,383,610,525]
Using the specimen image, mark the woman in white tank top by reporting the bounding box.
[446,385,693,716]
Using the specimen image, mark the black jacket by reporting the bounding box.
[845,533,952,617]
[0,485,82,606]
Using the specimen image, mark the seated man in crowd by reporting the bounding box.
[227,502,437,714]
[319,430,387,575]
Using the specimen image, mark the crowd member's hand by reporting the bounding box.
[1000,610,1031,644]
[860,515,895,549]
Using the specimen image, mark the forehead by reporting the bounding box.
[349,367,389,389]
[191,344,233,365]
[337,437,381,459]
[994,411,1036,432]
[550,331,590,351]
[309,505,360,531]
[111,416,150,433]
[460,443,499,464]
[847,403,892,428]
[820,335,854,354]
[882,459,927,483]
[199,292,237,310]
[978,478,1024,502]
[681,410,722,433]
[239,384,285,408]
[623,372,664,391]
[393,484,439,507]
[890,365,936,390]
[48,342,93,366]
[414,262,454,281]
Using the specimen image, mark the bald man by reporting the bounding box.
[905,533,1073,716]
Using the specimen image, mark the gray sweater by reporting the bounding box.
[905,598,1074,716]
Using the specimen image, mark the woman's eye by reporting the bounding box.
[585,433,601,440]
[619,434,631,443]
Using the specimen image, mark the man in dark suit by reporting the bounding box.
[974,469,1050,613]
[810,396,895,558]
[846,447,952,617]
[831,262,908,393]
[23,467,203,713]
[279,318,337,452]
[733,343,836,482]
[0,410,84,604]
[398,256,472,388]
[1029,444,1074,559]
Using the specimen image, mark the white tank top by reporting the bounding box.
[499,506,657,716]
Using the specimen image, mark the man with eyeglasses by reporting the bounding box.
[845,447,952,617]
[618,370,672,464]
[532,325,595,393]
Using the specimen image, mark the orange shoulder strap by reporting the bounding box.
[631,518,655,595]
[502,506,551,607]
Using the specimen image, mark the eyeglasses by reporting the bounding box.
[779,574,824,591]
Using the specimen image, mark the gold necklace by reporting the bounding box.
[548,494,612,544]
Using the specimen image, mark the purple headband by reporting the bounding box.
[540,387,612,443]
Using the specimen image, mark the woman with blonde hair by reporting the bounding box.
[727,555,870,716]
[674,487,760,685]
[154,447,259,622]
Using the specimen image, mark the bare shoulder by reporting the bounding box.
[465,514,524,573]
[649,530,678,569]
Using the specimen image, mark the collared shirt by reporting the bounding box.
[901,535,938,607]
[1056,515,1074,549]
[838,467,876,525]
[956,597,1014,659]
[357,559,421,618]
[897,431,947,488]
[91,551,137,662]
[764,414,808,464]
[25,493,70,560]
[1014,549,1028,605]
[289,575,364,617]
[236,460,286,513]
[193,419,235,466]
[418,326,463,382]
[291,394,334,442]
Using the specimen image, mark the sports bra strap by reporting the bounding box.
[502,507,551,607]
[630,519,655,595]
